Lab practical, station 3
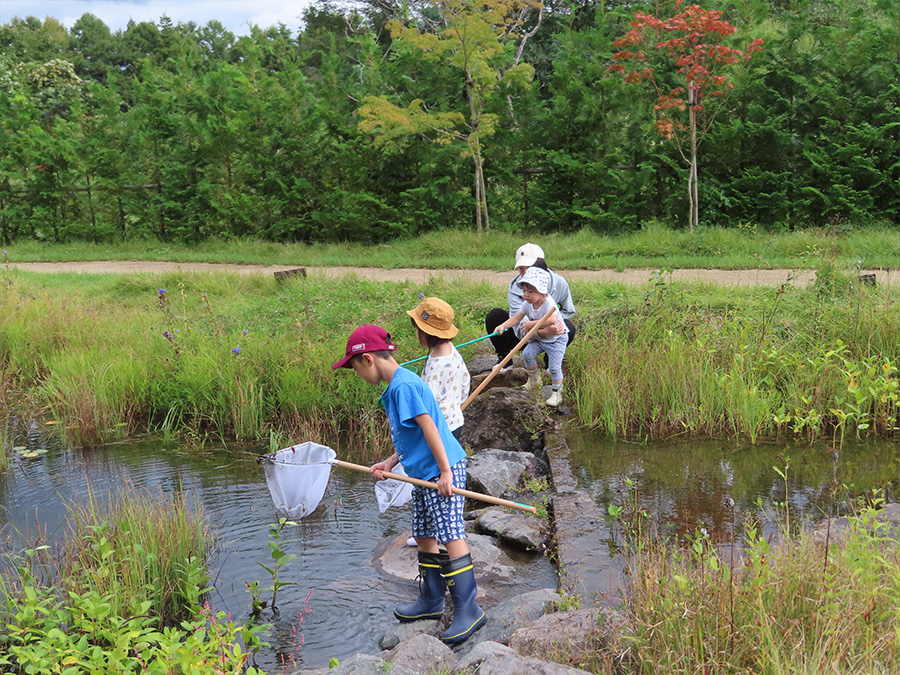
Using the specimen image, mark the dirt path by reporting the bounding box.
[7,261,892,288]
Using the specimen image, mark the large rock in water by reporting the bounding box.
[460,387,549,455]
[467,449,542,499]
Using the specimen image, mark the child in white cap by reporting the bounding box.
[484,243,576,371]
[493,267,569,407]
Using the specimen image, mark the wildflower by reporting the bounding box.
[158,288,166,295]
[232,347,241,355]
[242,328,249,335]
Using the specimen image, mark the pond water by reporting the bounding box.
[3,423,899,672]
[566,428,900,548]
[0,424,555,673]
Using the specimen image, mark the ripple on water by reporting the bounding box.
[1,434,556,671]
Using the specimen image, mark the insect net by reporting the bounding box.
[258,442,336,518]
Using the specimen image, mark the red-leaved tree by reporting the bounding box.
[609,2,762,230]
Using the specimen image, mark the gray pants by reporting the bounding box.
[522,335,567,382]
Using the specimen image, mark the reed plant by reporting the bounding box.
[604,499,900,674]
[1,253,899,450]
[568,271,900,441]
[60,485,212,627]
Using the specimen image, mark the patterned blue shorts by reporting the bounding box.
[411,458,467,544]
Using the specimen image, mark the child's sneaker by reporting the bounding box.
[494,356,512,372]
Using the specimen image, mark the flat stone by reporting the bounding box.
[471,588,562,645]
[467,449,541,500]
[476,507,549,551]
[508,607,627,664]
[285,653,418,675]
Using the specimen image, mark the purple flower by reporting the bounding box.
[232,347,241,355]
[158,288,166,295]
[242,328,249,335]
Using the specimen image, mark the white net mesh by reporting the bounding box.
[374,463,414,513]
[259,442,336,518]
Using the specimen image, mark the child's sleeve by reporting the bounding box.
[392,381,431,427]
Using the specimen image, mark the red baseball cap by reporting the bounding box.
[332,324,397,370]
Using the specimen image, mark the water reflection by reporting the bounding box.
[566,430,900,545]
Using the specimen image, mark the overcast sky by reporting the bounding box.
[0,1,319,36]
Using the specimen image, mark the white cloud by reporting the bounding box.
[0,0,314,36]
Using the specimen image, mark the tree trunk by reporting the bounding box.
[688,85,699,232]
[478,156,491,231]
[466,67,490,232]
[472,151,483,234]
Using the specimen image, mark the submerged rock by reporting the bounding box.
[372,532,516,587]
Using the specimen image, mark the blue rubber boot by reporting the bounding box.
[441,553,486,644]
[394,550,448,622]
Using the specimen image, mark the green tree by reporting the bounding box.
[69,13,118,84]
[358,0,540,232]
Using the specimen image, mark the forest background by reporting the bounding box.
[0,0,898,245]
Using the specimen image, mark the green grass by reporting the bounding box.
[61,486,212,627]
[5,224,900,270]
[1,246,899,449]
[592,495,900,675]
[0,490,264,674]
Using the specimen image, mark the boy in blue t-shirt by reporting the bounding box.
[332,324,485,644]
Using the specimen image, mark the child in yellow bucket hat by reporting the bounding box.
[407,297,471,441]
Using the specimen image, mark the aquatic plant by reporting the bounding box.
[0,490,266,674]
[259,517,297,613]
[598,453,900,675]
[60,485,212,626]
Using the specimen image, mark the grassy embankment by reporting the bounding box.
[1,226,900,456]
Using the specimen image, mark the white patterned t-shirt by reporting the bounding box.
[421,346,471,432]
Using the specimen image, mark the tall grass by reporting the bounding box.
[568,271,900,441]
[1,254,899,448]
[609,501,900,674]
[60,485,212,627]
